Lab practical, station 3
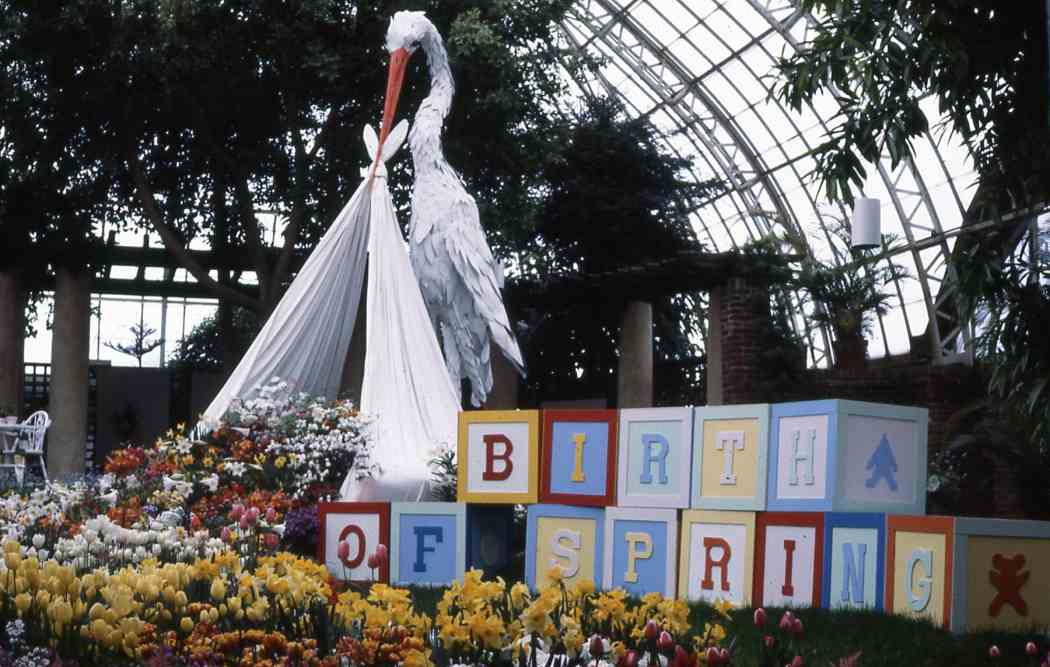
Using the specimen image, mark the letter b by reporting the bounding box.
[482,434,514,481]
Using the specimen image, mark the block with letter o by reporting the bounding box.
[540,410,618,506]
[754,512,824,608]
[390,502,466,586]
[677,510,756,607]
[318,502,390,583]
[616,407,693,508]
[458,410,540,504]
[525,504,605,590]
[603,507,678,597]
[886,515,954,629]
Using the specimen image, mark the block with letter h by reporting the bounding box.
[617,407,693,508]
[886,515,954,629]
[390,502,466,586]
[950,518,1050,632]
[525,504,605,590]
[755,512,824,608]
[540,410,618,506]
[603,507,678,597]
[318,502,391,583]
[458,410,540,504]
[822,513,887,611]
[677,510,756,607]
[692,404,770,510]
[767,401,928,514]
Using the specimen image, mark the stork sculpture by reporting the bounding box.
[373,10,525,407]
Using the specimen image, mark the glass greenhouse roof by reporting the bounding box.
[557,0,978,366]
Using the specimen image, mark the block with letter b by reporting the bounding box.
[540,410,618,506]
[886,515,954,628]
[692,404,770,510]
[458,410,540,504]
[822,513,887,611]
[318,502,390,583]
[617,407,693,508]
[390,502,466,586]
[767,400,928,514]
[950,518,1050,632]
[754,512,824,608]
[603,507,678,597]
[677,510,756,607]
[525,504,605,590]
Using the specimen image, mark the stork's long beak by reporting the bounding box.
[370,47,411,184]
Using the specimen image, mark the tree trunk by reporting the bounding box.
[832,332,868,371]
[617,301,653,408]
[48,267,92,477]
[0,271,25,417]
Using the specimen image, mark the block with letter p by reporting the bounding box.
[617,407,693,508]
[886,515,954,628]
[390,502,466,586]
[677,510,756,607]
[754,512,824,608]
[458,410,540,504]
[525,504,605,590]
[603,507,678,597]
[822,513,887,611]
[318,502,390,583]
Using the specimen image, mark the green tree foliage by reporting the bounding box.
[169,307,260,371]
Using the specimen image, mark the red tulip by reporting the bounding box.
[658,630,674,652]
[337,540,350,561]
[989,646,1001,659]
[367,553,379,569]
[672,645,689,667]
[265,507,277,523]
[754,607,767,627]
[705,647,720,665]
[1026,642,1038,656]
[229,503,244,521]
[375,543,389,564]
[644,619,660,641]
[263,533,279,550]
[789,656,803,667]
[246,507,260,526]
[238,514,250,530]
[719,648,729,663]
[621,649,639,667]
[220,526,232,543]
[190,514,202,531]
[764,635,776,650]
[792,617,804,637]
[779,610,794,631]
[589,635,605,658]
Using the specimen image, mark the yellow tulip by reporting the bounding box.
[14,592,31,615]
[180,616,194,633]
[210,578,227,601]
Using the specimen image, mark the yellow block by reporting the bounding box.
[700,419,761,498]
[966,536,1050,631]
[891,531,947,626]
[535,517,597,589]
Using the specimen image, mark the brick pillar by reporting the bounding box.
[709,277,768,405]
[617,301,653,408]
[0,270,24,417]
[48,266,92,477]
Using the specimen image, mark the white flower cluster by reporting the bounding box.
[0,484,84,542]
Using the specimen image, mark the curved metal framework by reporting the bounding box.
[557,0,976,364]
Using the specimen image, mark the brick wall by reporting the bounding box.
[720,277,770,406]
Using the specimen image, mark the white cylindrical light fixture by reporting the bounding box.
[851,197,881,249]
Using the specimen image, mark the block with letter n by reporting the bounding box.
[677,510,756,607]
[822,513,887,611]
[886,515,955,629]
[754,512,824,608]
[767,400,928,514]
[318,502,390,583]
[692,404,770,510]
[390,502,467,586]
[458,410,540,504]
[950,518,1050,632]
[603,507,678,597]
[617,407,693,508]
[525,504,605,590]
[540,410,618,506]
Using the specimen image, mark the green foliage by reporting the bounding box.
[169,307,260,371]
[103,323,164,368]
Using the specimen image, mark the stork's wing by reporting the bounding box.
[443,195,525,375]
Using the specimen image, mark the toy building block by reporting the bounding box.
[390,502,467,586]
[617,407,694,508]
[822,513,887,611]
[318,502,390,583]
[603,507,679,596]
[677,509,756,607]
[525,504,605,590]
[458,410,540,504]
[540,410,618,506]
[767,400,927,514]
[950,517,1050,632]
[754,512,824,608]
[691,404,771,510]
[467,504,516,579]
[886,515,954,629]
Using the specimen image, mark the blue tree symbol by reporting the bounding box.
[864,433,898,491]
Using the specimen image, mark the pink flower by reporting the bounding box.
[590,635,606,658]
[657,630,674,652]
[263,533,279,550]
[988,645,1000,659]
[337,540,350,561]
[765,635,776,650]
[220,526,232,543]
[367,553,379,569]
[754,607,767,627]
[1025,642,1037,657]
[779,610,795,631]
[705,647,720,665]
[792,617,804,637]
[246,507,260,526]
[229,503,244,521]
[719,648,729,663]
[644,620,659,641]
[621,650,639,667]
[239,514,250,530]
[265,507,277,523]
[375,543,389,563]
[789,656,803,667]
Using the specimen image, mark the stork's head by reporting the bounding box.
[377,11,431,152]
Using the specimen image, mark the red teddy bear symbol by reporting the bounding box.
[989,553,1029,617]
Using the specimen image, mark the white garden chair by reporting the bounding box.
[14,410,50,487]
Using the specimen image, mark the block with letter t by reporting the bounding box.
[616,407,693,508]
[677,509,756,607]
[691,404,770,510]
[389,502,466,586]
[458,410,540,504]
[754,512,824,608]
[822,513,887,611]
[767,400,928,514]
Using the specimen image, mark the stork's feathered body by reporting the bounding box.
[382,11,525,406]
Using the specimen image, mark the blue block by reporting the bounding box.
[390,502,466,586]
[821,513,887,611]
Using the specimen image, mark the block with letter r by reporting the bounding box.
[677,509,756,608]
[616,407,694,508]
[390,502,466,586]
[458,410,540,504]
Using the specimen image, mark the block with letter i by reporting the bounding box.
[692,404,770,510]
[950,518,1050,632]
[390,502,466,586]
[525,504,605,590]
[540,410,618,506]
[458,410,540,504]
[617,407,693,508]
[603,507,678,597]
[767,400,928,514]
[755,512,824,608]
[677,510,756,607]
[318,502,390,583]
[822,513,887,611]
[886,516,954,629]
